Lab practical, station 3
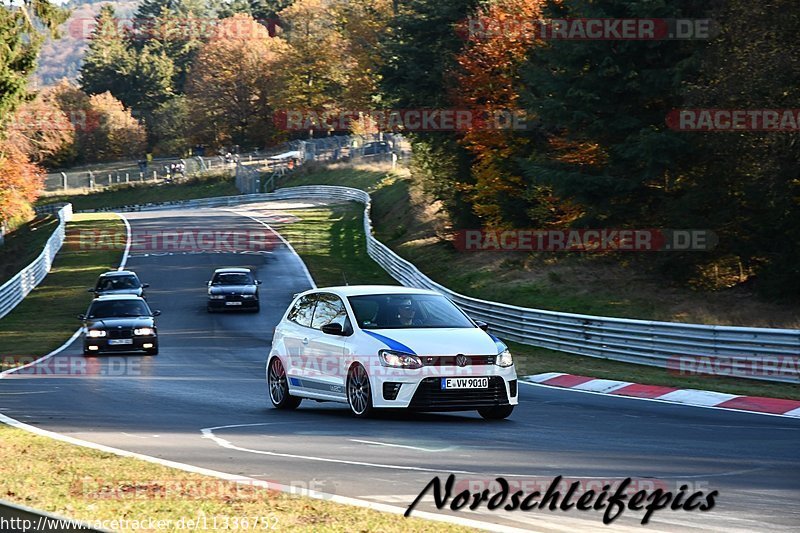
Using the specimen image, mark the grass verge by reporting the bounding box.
[270,203,396,287]
[0,425,471,533]
[0,213,123,363]
[38,173,238,212]
[0,215,60,286]
[275,167,800,400]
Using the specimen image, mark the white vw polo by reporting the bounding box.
[267,286,518,419]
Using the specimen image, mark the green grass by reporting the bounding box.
[0,215,60,286]
[0,213,123,362]
[274,166,800,400]
[271,204,396,287]
[0,425,472,533]
[38,173,239,212]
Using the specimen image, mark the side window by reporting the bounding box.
[287,294,317,327]
[311,293,348,330]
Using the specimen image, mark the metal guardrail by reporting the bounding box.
[107,185,800,383]
[0,204,72,320]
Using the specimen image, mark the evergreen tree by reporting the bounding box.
[79,5,134,101]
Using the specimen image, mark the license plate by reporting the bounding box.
[442,377,489,389]
[225,301,242,306]
[108,339,133,345]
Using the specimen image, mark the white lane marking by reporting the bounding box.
[120,432,159,439]
[0,391,53,395]
[350,439,452,452]
[520,379,800,420]
[224,208,316,289]
[117,212,132,270]
[0,329,82,379]
[0,414,526,533]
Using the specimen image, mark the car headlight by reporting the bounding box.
[134,327,155,336]
[378,350,423,369]
[209,294,225,299]
[496,348,513,367]
[241,294,256,299]
[86,329,107,338]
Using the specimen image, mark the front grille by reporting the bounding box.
[107,328,133,339]
[421,355,495,366]
[408,376,509,411]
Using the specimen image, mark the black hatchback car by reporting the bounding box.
[79,295,160,355]
[207,267,261,312]
[90,270,149,299]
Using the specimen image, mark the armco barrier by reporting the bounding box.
[109,185,800,383]
[0,203,73,320]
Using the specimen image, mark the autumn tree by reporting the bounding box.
[5,90,76,167]
[186,14,289,148]
[0,142,45,231]
[276,0,354,124]
[451,0,565,228]
[83,92,147,161]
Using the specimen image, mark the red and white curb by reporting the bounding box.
[524,373,800,419]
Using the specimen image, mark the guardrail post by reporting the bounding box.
[61,172,67,190]
[125,173,129,183]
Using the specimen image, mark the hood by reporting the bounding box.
[85,316,155,329]
[209,285,256,295]
[96,288,143,296]
[361,328,505,356]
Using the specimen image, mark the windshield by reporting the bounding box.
[348,294,475,329]
[97,275,140,290]
[87,300,151,319]
[212,273,253,285]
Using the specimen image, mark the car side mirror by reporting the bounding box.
[475,320,489,331]
[256,280,262,285]
[152,310,162,317]
[321,323,344,336]
[77,314,85,320]
[142,283,150,288]
[87,288,95,292]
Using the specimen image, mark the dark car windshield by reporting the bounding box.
[97,275,140,291]
[87,300,151,319]
[212,273,253,285]
[348,294,474,329]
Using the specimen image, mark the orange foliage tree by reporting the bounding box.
[451,0,570,227]
[0,141,45,231]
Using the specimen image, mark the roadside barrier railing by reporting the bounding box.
[107,185,800,383]
[0,203,72,320]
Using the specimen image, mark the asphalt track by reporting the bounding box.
[1,203,799,532]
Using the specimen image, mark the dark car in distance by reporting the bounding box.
[90,270,149,299]
[80,295,160,355]
[207,267,261,312]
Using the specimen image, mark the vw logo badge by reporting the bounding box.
[455,354,469,367]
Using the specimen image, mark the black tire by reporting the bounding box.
[145,347,159,356]
[478,405,514,420]
[346,364,374,418]
[268,357,301,409]
[207,306,214,313]
[83,348,93,356]
[251,304,260,313]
